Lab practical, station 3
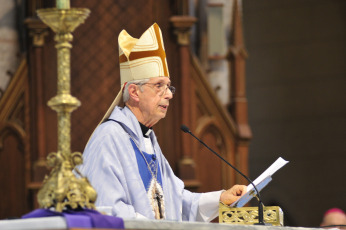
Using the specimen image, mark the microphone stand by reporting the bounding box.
[181,125,266,225]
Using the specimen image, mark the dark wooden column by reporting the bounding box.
[25,17,50,203]
[227,0,252,184]
[170,16,200,190]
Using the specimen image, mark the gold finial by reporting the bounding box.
[36,2,96,212]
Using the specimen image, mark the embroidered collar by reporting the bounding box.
[139,122,152,138]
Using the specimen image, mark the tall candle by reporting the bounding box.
[56,0,70,9]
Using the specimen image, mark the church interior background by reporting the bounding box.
[0,0,345,227]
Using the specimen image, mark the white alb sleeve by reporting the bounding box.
[196,190,224,222]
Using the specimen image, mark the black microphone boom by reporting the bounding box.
[180,124,266,225]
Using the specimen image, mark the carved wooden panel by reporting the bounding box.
[189,55,239,191]
[0,123,28,218]
[0,60,31,219]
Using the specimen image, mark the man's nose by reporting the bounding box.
[163,87,173,99]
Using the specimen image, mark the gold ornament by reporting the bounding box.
[36,2,97,212]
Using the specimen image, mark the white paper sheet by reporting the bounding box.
[230,157,289,207]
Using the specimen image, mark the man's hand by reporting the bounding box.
[220,185,247,205]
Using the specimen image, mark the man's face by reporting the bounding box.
[137,76,173,127]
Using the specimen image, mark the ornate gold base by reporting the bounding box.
[37,152,97,212]
[219,203,284,226]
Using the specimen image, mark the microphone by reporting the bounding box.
[181,124,266,225]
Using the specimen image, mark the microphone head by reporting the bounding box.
[180,125,190,133]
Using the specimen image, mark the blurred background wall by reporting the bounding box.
[243,0,346,227]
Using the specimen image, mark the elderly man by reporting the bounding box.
[77,23,246,221]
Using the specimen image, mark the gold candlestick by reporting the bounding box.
[36,4,97,212]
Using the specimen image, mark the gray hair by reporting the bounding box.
[123,78,150,103]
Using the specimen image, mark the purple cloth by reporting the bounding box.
[22,208,124,229]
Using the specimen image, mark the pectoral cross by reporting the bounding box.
[155,193,163,219]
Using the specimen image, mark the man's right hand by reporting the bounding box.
[220,185,247,205]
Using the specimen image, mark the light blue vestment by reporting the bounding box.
[78,106,201,221]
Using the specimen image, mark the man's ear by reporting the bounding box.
[128,84,140,102]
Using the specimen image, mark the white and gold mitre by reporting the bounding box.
[118,22,170,84]
[101,23,170,123]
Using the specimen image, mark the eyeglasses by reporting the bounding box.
[136,82,176,95]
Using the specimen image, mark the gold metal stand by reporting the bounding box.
[219,203,284,226]
[36,1,97,212]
